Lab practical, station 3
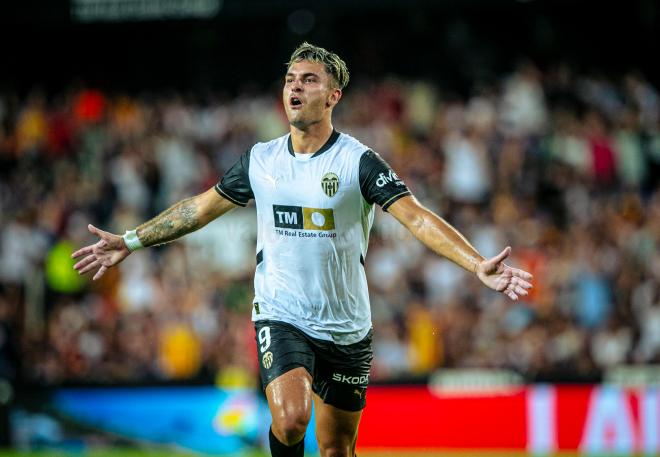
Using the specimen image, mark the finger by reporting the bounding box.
[73,254,97,271]
[93,265,108,281]
[78,259,101,275]
[505,290,519,301]
[88,224,113,240]
[486,247,511,268]
[512,277,533,289]
[513,285,528,296]
[512,268,533,281]
[72,245,95,259]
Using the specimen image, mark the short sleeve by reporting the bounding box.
[359,150,411,211]
[215,149,254,206]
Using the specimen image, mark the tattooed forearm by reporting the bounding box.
[135,197,201,247]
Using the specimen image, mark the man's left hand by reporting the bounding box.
[476,247,533,301]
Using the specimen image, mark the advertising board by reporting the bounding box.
[14,384,657,454]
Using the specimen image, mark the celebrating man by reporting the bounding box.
[73,42,533,457]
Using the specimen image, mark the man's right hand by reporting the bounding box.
[72,224,131,281]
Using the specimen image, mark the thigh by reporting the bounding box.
[312,329,373,412]
[255,320,315,388]
[266,367,314,440]
[256,321,316,442]
[313,393,362,457]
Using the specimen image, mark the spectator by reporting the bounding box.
[0,66,658,385]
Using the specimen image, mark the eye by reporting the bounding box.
[305,78,315,83]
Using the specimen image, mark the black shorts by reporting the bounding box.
[254,320,373,412]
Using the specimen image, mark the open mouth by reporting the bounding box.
[289,96,303,108]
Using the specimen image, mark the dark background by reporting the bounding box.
[2,0,659,94]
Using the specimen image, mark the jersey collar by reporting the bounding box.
[287,129,340,159]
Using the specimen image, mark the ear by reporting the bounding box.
[326,88,342,108]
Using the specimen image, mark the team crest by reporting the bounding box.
[262,351,273,369]
[321,172,339,198]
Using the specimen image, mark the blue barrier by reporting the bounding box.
[51,386,319,454]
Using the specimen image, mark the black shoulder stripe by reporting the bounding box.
[358,149,411,209]
[215,184,248,206]
[216,149,254,206]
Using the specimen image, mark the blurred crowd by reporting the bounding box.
[0,63,659,386]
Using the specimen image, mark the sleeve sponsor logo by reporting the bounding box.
[376,170,405,187]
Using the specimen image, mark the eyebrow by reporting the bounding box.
[285,72,320,79]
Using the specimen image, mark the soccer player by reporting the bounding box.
[72,43,533,457]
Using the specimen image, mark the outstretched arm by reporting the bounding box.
[134,187,236,247]
[72,188,237,280]
[387,195,533,300]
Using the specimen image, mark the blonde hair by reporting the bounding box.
[287,42,350,90]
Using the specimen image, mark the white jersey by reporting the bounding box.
[215,131,410,345]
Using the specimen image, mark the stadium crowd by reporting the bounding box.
[0,63,659,385]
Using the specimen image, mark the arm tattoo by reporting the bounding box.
[135,197,201,247]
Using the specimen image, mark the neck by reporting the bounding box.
[290,120,334,154]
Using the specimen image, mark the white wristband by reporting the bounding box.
[122,229,144,252]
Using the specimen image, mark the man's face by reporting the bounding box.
[283,60,341,130]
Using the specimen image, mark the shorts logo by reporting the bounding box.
[321,172,339,198]
[332,372,369,385]
[262,351,274,369]
[273,205,335,230]
[354,388,364,399]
